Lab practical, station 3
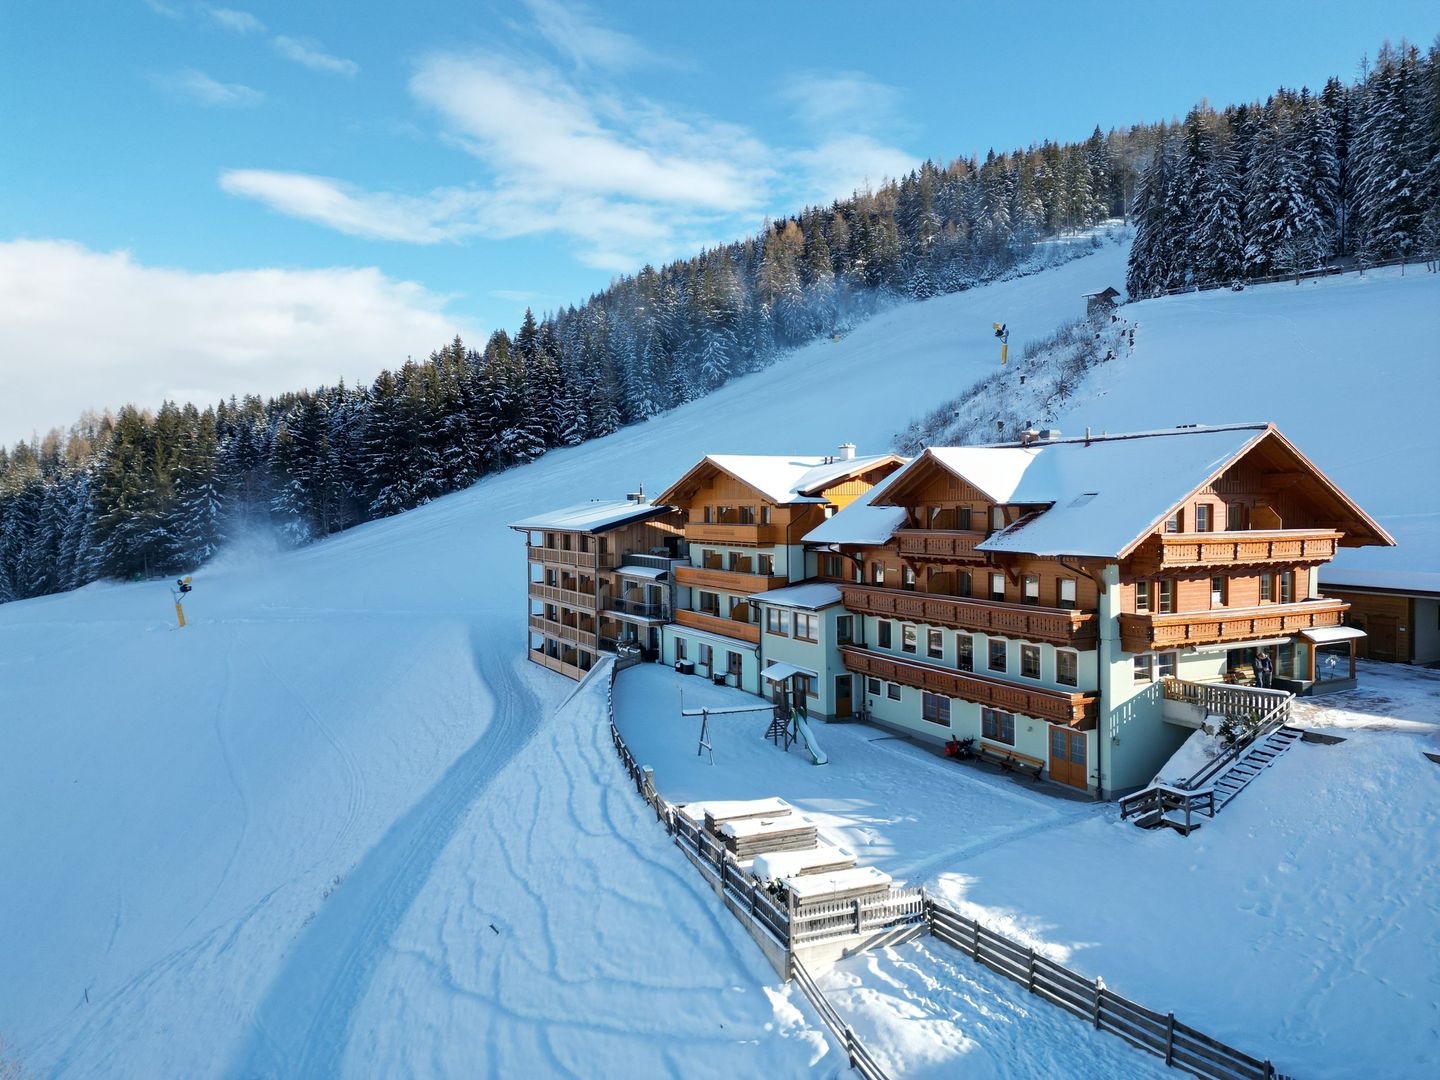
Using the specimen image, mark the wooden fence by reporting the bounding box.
[791,957,891,1080]
[926,899,1290,1080]
[790,889,927,945]
[1143,251,1426,300]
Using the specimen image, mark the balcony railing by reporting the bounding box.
[675,565,789,594]
[841,645,1096,727]
[840,585,1097,648]
[605,598,671,620]
[1119,598,1348,653]
[684,522,782,545]
[894,528,989,563]
[674,608,761,644]
[528,614,600,649]
[1133,529,1343,572]
[530,583,596,610]
[526,545,614,570]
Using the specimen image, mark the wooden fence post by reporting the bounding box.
[1164,1011,1175,1065]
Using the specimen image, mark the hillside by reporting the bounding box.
[0,240,1126,1077]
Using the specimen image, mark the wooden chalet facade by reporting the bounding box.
[510,499,685,680]
[513,424,1392,798]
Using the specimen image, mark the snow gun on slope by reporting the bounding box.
[171,576,193,629]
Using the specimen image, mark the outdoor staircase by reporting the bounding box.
[1207,724,1304,810]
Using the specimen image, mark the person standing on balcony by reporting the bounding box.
[1255,650,1274,689]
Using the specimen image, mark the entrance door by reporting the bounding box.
[834,674,853,718]
[727,650,743,684]
[1049,726,1088,790]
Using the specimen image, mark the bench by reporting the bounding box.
[975,743,1045,780]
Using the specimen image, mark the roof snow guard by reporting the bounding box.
[508,500,674,534]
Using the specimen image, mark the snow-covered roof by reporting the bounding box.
[760,661,819,682]
[1299,626,1368,644]
[748,583,843,610]
[615,564,668,580]
[802,475,910,546]
[674,452,900,505]
[1320,512,1440,595]
[508,500,672,533]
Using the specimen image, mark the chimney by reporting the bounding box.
[837,442,856,461]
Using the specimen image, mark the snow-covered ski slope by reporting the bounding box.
[1057,266,1440,581]
[0,240,1130,1077]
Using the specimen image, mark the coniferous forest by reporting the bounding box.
[2,41,1436,604]
[1127,41,1440,295]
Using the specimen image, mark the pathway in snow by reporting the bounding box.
[235,642,544,1078]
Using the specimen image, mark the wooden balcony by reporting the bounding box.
[527,650,590,680]
[684,522,783,546]
[529,583,597,610]
[841,645,1096,727]
[675,565,789,594]
[840,585,1097,648]
[1119,598,1348,653]
[1131,529,1343,573]
[528,614,599,649]
[895,529,988,563]
[674,608,761,644]
[526,545,614,570]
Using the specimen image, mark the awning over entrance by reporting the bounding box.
[761,661,818,683]
[615,564,668,579]
[1299,626,1368,644]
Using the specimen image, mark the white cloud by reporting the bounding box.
[518,0,656,72]
[151,68,265,107]
[0,240,476,446]
[208,7,266,35]
[789,135,922,204]
[272,35,359,77]
[780,71,906,135]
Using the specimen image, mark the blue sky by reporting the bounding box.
[0,0,1434,443]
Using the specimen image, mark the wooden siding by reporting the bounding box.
[1118,598,1347,652]
[674,608,761,644]
[1325,590,1412,663]
[675,565,788,594]
[1119,566,1313,613]
[841,585,1098,648]
[841,645,1097,727]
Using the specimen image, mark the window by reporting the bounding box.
[794,612,818,642]
[702,506,713,524]
[1158,652,1178,680]
[1058,578,1077,610]
[1226,503,1245,531]
[794,673,815,697]
[1210,576,1227,607]
[1195,504,1212,532]
[1280,571,1296,604]
[1056,650,1078,687]
[958,570,972,598]
[736,506,755,525]
[675,637,687,661]
[821,554,840,578]
[872,561,885,585]
[990,573,1006,602]
[698,643,713,667]
[716,505,730,522]
[1133,654,1155,684]
[903,565,916,591]
[1164,510,1182,533]
[836,615,853,643]
[1023,575,1040,605]
[901,624,918,653]
[1259,573,1274,602]
[866,677,881,696]
[699,591,720,615]
[761,505,772,525]
[878,621,893,649]
[765,607,790,636]
[757,553,774,575]
[957,506,973,530]
[982,708,1015,745]
[989,639,1007,672]
[957,635,974,672]
[1157,580,1176,614]
[1020,644,1041,679]
[921,693,951,726]
[887,682,902,701]
[727,551,746,572]
[1135,580,1151,613]
[927,628,944,659]
[990,506,1005,533]
[727,651,743,677]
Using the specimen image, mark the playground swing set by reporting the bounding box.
[681,668,828,766]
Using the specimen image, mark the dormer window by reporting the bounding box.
[1164,510,1182,533]
[1195,504,1212,532]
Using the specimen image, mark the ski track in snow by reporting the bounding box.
[234,644,541,1079]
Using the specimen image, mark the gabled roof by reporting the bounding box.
[654,453,902,507]
[859,423,1393,561]
[802,472,910,546]
[1083,286,1121,299]
[508,500,674,534]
